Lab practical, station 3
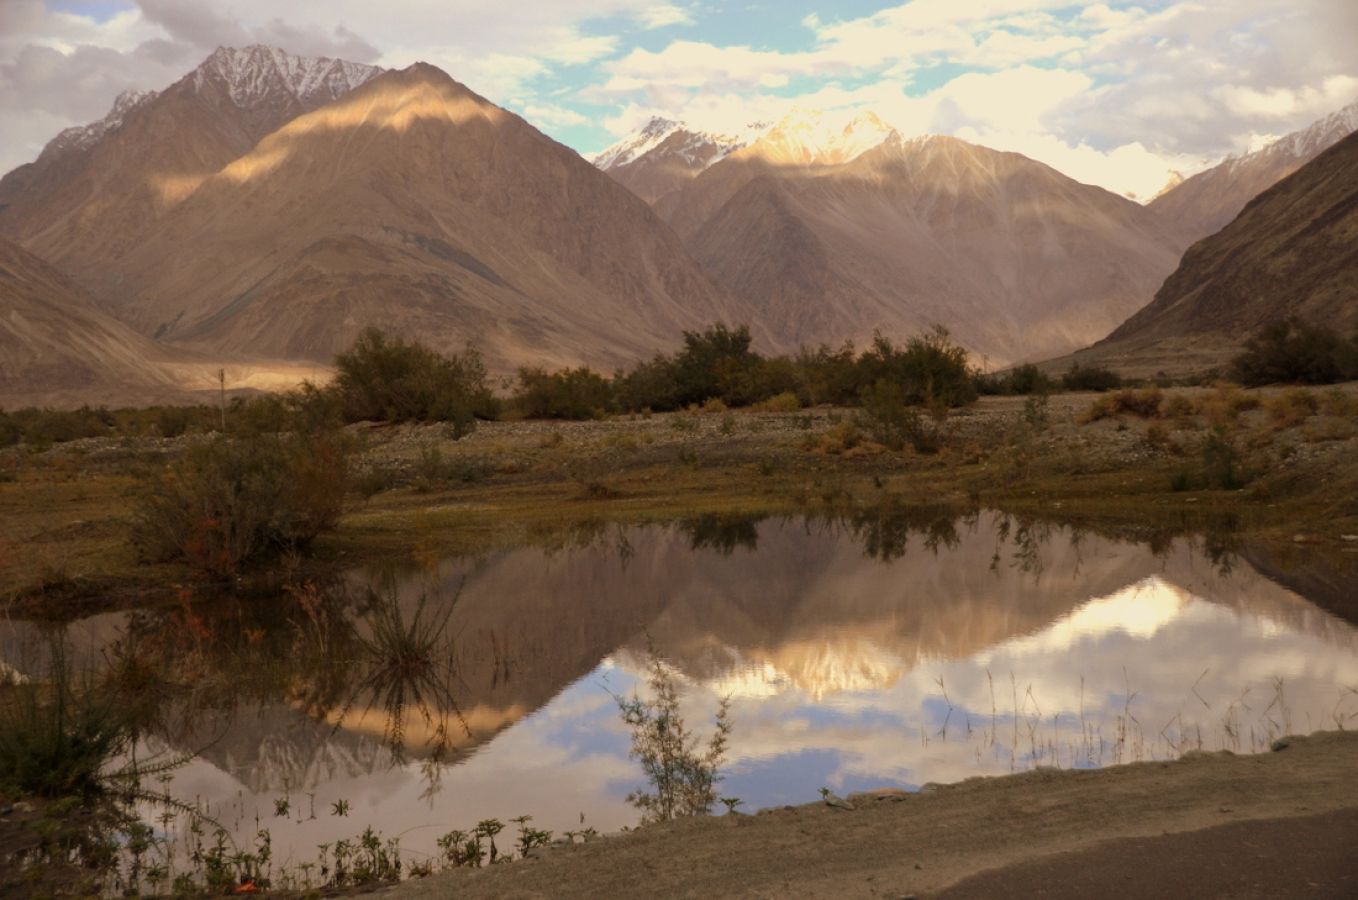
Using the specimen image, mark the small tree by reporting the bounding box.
[617,650,732,825]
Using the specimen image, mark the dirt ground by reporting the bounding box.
[385,731,1358,899]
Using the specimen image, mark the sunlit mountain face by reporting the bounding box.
[4,511,1356,867]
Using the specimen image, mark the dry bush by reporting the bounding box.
[1079,387,1164,423]
[1302,419,1357,443]
[132,432,350,578]
[1266,388,1320,430]
[808,421,865,455]
[751,391,802,413]
[1319,389,1358,419]
[1161,394,1196,421]
[1195,383,1260,426]
[697,398,728,414]
[606,432,640,451]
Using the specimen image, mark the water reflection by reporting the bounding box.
[3,510,1356,869]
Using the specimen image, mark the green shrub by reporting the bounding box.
[1202,426,1246,490]
[857,380,912,450]
[857,326,977,408]
[1232,319,1358,386]
[333,328,498,426]
[0,410,19,448]
[977,364,1057,396]
[514,366,613,420]
[792,342,860,406]
[1062,364,1123,392]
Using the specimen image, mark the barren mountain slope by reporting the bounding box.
[1150,99,1358,244]
[101,63,744,371]
[668,133,1189,366]
[0,46,382,285]
[1089,130,1358,369]
[0,238,194,406]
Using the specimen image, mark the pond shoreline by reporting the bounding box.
[393,729,1358,899]
[5,388,1358,623]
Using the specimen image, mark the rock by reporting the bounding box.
[1271,736,1293,752]
[1342,534,1358,543]
[13,801,36,814]
[917,782,942,795]
[1292,534,1310,543]
[820,789,855,811]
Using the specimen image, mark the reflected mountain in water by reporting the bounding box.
[3,509,1357,858]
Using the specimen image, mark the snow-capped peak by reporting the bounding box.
[744,109,897,166]
[593,117,770,171]
[42,89,158,158]
[593,117,684,170]
[1223,97,1358,171]
[193,45,383,111]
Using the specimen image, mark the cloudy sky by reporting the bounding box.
[3,0,1356,198]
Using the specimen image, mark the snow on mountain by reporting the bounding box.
[1151,97,1358,241]
[41,90,158,159]
[1222,98,1358,174]
[742,109,897,166]
[593,116,764,172]
[596,109,898,175]
[193,45,383,111]
[593,117,685,170]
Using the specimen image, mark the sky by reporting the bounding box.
[2,0,1356,199]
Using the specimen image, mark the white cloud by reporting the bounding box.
[636,4,693,30]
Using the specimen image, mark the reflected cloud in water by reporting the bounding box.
[3,510,1356,866]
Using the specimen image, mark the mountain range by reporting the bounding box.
[1149,99,1358,244]
[1,44,1355,405]
[637,113,1189,366]
[1081,129,1358,374]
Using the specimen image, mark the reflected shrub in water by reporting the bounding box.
[336,588,466,762]
[0,645,130,800]
[681,514,759,555]
[131,431,350,578]
[617,649,731,825]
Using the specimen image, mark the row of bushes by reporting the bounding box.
[512,324,979,420]
[5,320,1355,448]
[975,362,1124,396]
